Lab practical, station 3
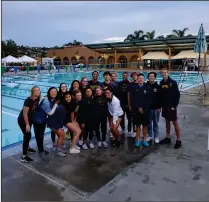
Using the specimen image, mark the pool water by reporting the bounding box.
[1,71,209,148]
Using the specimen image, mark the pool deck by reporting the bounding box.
[2,101,209,201]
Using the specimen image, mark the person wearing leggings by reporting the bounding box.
[79,88,95,149]
[18,86,41,163]
[94,86,108,148]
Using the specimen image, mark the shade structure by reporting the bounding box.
[194,23,208,53]
[172,50,204,59]
[18,55,37,63]
[2,55,19,63]
[142,51,169,60]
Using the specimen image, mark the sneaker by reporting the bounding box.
[154,137,160,144]
[102,141,108,148]
[89,142,95,149]
[28,147,36,154]
[52,144,57,152]
[98,141,102,148]
[21,156,33,163]
[39,149,49,155]
[78,140,83,146]
[174,140,182,149]
[56,148,67,157]
[135,141,141,148]
[159,137,171,145]
[75,145,81,150]
[82,144,88,150]
[146,136,153,142]
[69,147,80,154]
[142,141,150,147]
[132,132,136,138]
[127,132,132,137]
[62,143,66,149]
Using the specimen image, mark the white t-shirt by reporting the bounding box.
[107,95,124,124]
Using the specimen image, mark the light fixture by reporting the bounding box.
[75,55,80,60]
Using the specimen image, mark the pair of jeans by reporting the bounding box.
[121,105,132,132]
[95,116,107,142]
[148,109,160,138]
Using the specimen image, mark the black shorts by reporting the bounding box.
[133,112,149,126]
[162,107,178,121]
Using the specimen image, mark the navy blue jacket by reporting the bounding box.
[147,81,161,109]
[159,76,180,108]
[129,83,152,114]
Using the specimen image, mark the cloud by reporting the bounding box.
[2,1,209,47]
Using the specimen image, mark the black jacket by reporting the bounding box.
[101,81,120,98]
[129,83,152,114]
[118,80,131,106]
[159,76,180,108]
[88,80,101,94]
[94,95,108,118]
[147,81,161,109]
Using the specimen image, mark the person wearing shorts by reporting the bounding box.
[104,88,123,147]
[130,73,152,148]
[159,68,181,149]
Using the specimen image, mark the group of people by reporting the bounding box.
[18,68,181,163]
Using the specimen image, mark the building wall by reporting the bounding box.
[47,46,141,67]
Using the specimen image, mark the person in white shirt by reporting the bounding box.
[104,88,124,147]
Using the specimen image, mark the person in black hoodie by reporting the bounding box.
[146,72,161,144]
[130,73,152,148]
[118,72,132,137]
[159,68,181,149]
[94,86,108,148]
[79,88,95,150]
[89,71,101,95]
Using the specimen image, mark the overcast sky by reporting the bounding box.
[2,1,209,47]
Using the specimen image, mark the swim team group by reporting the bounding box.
[17,68,182,162]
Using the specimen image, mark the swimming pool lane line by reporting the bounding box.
[2,111,18,117]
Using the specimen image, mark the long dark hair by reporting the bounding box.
[47,87,58,101]
[69,80,80,94]
[58,83,67,95]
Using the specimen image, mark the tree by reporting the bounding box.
[144,30,156,40]
[124,30,146,42]
[166,28,191,38]
[63,40,83,47]
[156,35,165,39]
[2,39,18,57]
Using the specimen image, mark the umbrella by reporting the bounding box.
[194,23,208,71]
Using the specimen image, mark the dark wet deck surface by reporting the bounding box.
[2,104,209,201]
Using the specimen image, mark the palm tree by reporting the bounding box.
[144,30,155,40]
[166,28,190,38]
[124,30,146,42]
[72,40,83,45]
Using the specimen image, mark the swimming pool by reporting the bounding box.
[2,70,209,148]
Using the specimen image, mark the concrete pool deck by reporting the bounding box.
[2,102,209,201]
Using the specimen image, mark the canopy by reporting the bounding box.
[172,50,204,59]
[18,55,37,63]
[142,51,169,60]
[2,55,19,63]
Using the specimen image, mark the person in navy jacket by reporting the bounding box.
[159,68,181,149]
[129,73,152,148]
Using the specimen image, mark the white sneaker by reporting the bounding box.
[146,136,153,142]
[56,148,67,157]
[82,144,88,150]
[52,144,57,152]
[75,145,81,150]
[78,140,83,146]
[89,142,95,149]
[128,132,132,137]
[102,141,108,148]
[132,132,136,138]
[154,137,160,144]
[120,130,125,135]
[98,141,102,148]
[69,147,80,154]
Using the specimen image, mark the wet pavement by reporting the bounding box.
[2,104,209,201]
